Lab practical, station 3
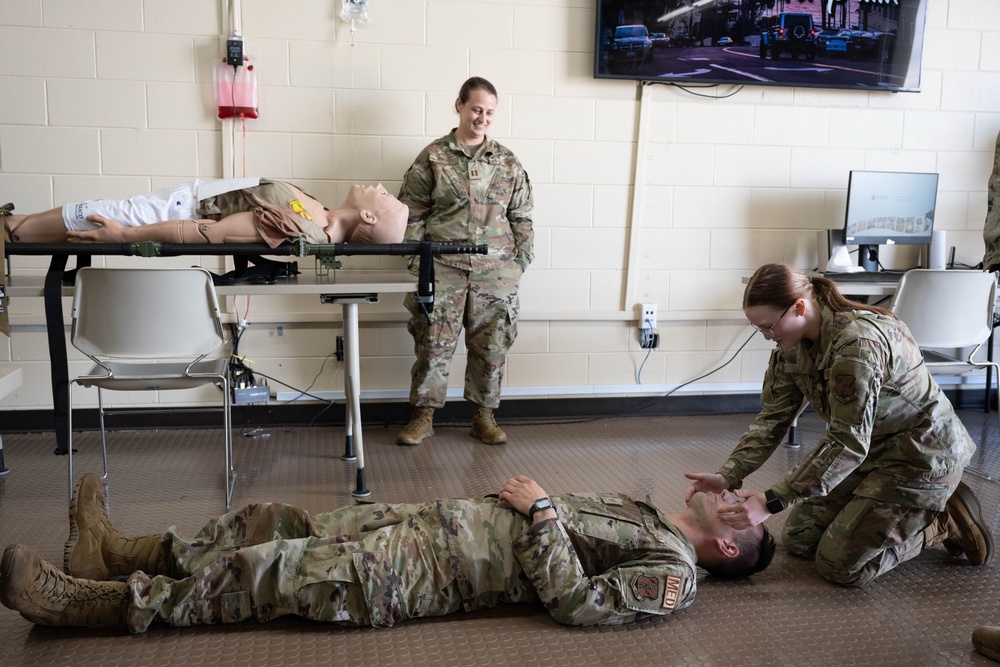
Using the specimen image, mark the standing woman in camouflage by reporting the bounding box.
[685,263,992,587]
[396,77,533,446]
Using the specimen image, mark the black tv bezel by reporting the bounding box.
[593,0,929,94]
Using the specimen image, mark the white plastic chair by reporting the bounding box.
[68,267,236,510]
[889,269,1000,430]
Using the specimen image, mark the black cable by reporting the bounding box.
[644,79,745,99]
[497,328,761,429]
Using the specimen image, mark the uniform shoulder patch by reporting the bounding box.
[834,374,857,402]
[632,573,659,601]
[629,573,684,609]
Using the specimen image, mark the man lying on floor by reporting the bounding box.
[0,473,774,632]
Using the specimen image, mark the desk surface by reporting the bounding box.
[5,271,417,298]
[742,272,899,297]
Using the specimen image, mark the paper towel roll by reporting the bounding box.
[929,230,947,270]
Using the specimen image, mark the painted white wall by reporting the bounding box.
[0,0,997,410]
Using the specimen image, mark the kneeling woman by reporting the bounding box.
[685,263,991,586]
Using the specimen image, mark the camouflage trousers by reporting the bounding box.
[126,502,463,633]
[781,470,952,587]
[404,261,521,409]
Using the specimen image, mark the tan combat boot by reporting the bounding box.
[1,544,128,628]
[470,406,506,445]
[923,481,994,566]
[64,473,164,580]
[397,406,435,446]
[974,626,1000,662]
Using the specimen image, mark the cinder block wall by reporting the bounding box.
[0,0,997,412]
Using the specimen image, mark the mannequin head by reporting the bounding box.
[327,184,408,244]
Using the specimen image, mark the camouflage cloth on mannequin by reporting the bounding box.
[717,304,975,585]
[125,494,697,633]
[398,131,533,409]
[404,262,520,408]
[983,131,1000,270]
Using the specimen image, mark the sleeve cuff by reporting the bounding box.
[769,480,798,506]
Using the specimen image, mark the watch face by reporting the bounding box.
[530,498,553,516]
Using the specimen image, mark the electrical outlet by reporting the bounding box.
[641,303,657,330]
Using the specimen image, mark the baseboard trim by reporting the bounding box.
[0,386,990,434]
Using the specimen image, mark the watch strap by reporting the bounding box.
[764,489,785,514]
[528,497,554,519]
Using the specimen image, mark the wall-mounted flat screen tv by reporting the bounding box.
[595,0,928,93]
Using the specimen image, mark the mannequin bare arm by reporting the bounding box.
[65,212,265,244]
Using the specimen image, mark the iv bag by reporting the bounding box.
[341,0,369,23]
[213,56,259,120]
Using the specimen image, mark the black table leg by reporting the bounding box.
[44,254,70,454]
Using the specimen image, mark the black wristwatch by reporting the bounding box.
[764,489,786,514]
[528,497,555,519]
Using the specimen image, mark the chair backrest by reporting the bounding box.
[889,269,997,349]
[71,267,226,360]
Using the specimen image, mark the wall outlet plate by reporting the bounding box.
[641,303,657,330]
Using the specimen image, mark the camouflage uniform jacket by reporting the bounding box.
[445,492,697,626]
[196,178,329,248]
[399,131,534,272]
[983,131,1000,270]
[718,305,975,512]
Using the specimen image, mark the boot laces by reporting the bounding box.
[478,409,499,429]
[36,561,120,605]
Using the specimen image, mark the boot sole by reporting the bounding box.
[470,428,506,445]
[0,544,18,608]
[397,428,434,446]
[973,633,1000,662]
[951,482,995,566]
[63,479,84,574]
[64,474,106,575]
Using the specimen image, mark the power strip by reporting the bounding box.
[234,386,269,404]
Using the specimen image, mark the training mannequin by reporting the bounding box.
[2,179,408,248]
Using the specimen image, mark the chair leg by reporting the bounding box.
[222,376,236,512]
[67,385,74,502]
[97,388,109,479]
[965,361,1000,481]
[785,398,809,448]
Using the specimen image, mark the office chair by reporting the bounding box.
[67,267,236,510]
[889,269,1000,432]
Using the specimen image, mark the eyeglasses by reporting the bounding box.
[750,302,794,337]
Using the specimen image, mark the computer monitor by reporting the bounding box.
[843,170,939,272]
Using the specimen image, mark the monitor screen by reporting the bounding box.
[843,170,938,270]
[594,0,928,93]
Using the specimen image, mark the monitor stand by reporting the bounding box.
[858,244,879,272]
